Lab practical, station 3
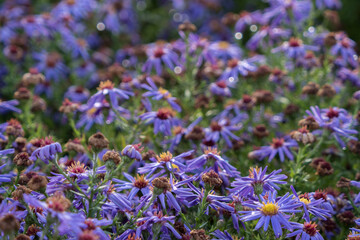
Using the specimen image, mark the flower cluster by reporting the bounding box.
[0,0,359,239]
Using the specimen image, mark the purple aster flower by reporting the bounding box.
[20,15,50,38]
[138,150,193,177]
[235,11,262,33]
[33,51,68,82]
[272,38,319,60]
[23,193,86,236]
[103,0,137,35]
[316,0,341,9]
[168,117,202,151]
[137,211,182,239]
[173,182,233,213]
[204,119,242,148]
[61,33,89,60]
[349,220,360,238]
[249,137,298,162]
[29,137,62,163]
[108,192,132,211]
[350,181,360,203]
[0,164,15,184]
[187,148,239,177]
[295,51,319,70]
[0,99,21,114]
[116,46,139,68]
[122,143,143,161]
[337,67,360,87]
[264,0,312,26]
[74,61,96,79]
[212,230,240,240]
[209,80,232,97]
[113,173,158,200]
[287,221,325,240]
[219,57,260,82]
[142,43,179,75]
[330,34,358,68]
[187,33,215,66]
[240,191,302,238]
[306,106,358,147]
[230,166,287,197]
[291,186,332,220]
[139,107,178,136]
[64,86,90,103]
[208,41,242,61]
[142,77,181,112]
[246,25,291,51]
[76,106,105,131]
[87,80,134,110]
[0,8,21,43]
[52,0,96,20]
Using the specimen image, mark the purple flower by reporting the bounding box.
[142,77,181,112]
[139,108,177,136]
[108,192,132,211]
[330,34,358,68]
[316,0,341,9]
[240,191,302,238]
[187,148,239,177]
[230,166,287,197]
[306,106,358,147]
[235,11,261,33]
[0,164,15,184]
[76,106,105,131]
[219,57,260,82]
[87,80,134,110]
[291,186,332,220]
[52,0,96,20]
[20,15,50,38]
[64,86,90,103]
[168,117,202,151]
[212,230,240,240]
[137,211,182,239]
[29,138,62,163]
[204,119,241,148]
[336,67,360,87]
[264,0,312,26]
[34,51,68,82]
[249,137,298,162]
[246,25,291,51]
[287,221,325,240]
[113,173,155,200]
[138,151,193,176]
[142,43,179,75]
[23,193,86,236]
[173,182,233,213]
[0,99,21,114]
[210,80,232,97]
[208,41,242,61]
[122,144,143,161]
[272,38,319,60]
[103,0,137,35]
[61,32,89,60]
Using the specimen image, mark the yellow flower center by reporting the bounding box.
[87,108,97,116]
[158,87,172,98]
[97,80,114,90]
[156,151,173,162]
[261,202,279,216]
[218,41,230,49]
[300,197,311,205]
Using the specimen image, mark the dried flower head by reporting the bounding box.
[88,132,109,149]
